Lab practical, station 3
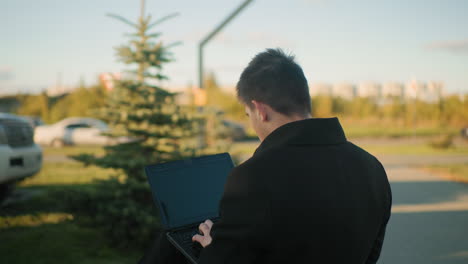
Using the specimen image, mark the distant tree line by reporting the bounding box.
[204,73,467,129]
[311,94,467,128]
[5,74,467,129]
[7,83,108,124]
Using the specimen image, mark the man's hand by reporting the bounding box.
[192,219,213,248]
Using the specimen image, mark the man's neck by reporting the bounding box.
[263,113,311,140]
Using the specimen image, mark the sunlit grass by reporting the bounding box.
[230,141,259,155]
[343,125,458,138]
[0,222,141,264]
[228,140,468,157]
[0,213,73,228]
[361,144,468,156]
[43,145,105,157]
[1,160,138,264]
[244,122,460,139]
[20,162,118,186]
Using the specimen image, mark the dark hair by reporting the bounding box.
[236,48,311,116]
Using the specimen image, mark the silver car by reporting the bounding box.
[34,117,129,147]
[0,113,42,201]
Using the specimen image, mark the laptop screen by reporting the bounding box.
[145,153,234,229]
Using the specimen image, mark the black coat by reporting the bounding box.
[198,117,392,264]
[139,117,392,264]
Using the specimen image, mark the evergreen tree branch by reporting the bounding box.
[147,13,179,30]
[107,13,138,28]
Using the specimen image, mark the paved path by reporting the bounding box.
[376,154,468,167]
[380,165,468,264]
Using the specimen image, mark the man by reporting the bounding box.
[140,48,392,264]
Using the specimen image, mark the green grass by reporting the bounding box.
[0,222,141,264]
[1,185,85,216]
[43,145,105,157]
[229,140,468,156]
[0,212,74,228]
[245,122,460,139]
[361,144,468,156]
[230,141,259,156]
[342,125,459,138]
[20,162,117,186]
[0,183,142,264]
[0,161,140,264]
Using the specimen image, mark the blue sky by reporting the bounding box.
[1,0,467,94]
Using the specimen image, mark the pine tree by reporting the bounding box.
[76,15,201,175]
[71,3,212,247]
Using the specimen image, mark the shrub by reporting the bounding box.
[429,134,454,149]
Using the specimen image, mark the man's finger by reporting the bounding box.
[204,219,213,229]
[192,234,204,244]
[199,223,210,235]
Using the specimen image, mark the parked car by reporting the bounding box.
[34,117,131,147]
[461,127,468,139]
[22,116,45,129]
[222,120,246,141]
[0,113,43,202]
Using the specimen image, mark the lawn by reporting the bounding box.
[20,161,117,186]
[245,123,460,139]
[361,144,468,156]
[343,123,460,138]
[229,139,468,157]
[0,161,142,264]
[43,145,105,157]
[0,221,141,264]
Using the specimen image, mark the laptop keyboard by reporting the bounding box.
[176,228,203,257]
[171,219,219,260]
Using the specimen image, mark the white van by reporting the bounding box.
[0,113,43,201]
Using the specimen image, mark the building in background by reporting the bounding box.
[39,74,447,103]
[310,83,333,97]
[332,83,356,100]
[358,82,382,98]
[309,80,444,103]
[423,81,444,102]
[405,80,424,100]
[382,82,405,98]
[99,72,122,92]
[46,84,75,96]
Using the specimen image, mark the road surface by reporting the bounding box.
[380,163,468,264]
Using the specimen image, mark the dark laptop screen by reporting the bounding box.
[145,153,234,229]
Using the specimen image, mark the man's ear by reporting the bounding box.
[251,100,268,121]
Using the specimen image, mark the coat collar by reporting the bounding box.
[254,117,347,156]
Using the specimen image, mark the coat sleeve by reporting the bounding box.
[366,165,392,264]
[198,164,272,264]
[365,221,388,264]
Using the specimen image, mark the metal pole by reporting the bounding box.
[140,0,145,19]
[198,0,254,89]
[198,45,203,90]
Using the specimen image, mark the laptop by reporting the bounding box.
[145,153,234,264]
